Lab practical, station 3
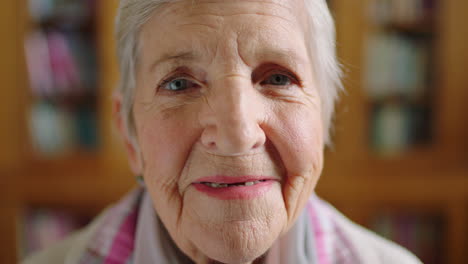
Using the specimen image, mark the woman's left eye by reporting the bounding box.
[261,74,292,86]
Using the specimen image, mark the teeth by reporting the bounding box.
[202,180,268,188]
[245,181,255,186]
[207,183,229,188]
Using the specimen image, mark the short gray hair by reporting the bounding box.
[115,0,342,146]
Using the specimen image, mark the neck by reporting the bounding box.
[207,253,267,264]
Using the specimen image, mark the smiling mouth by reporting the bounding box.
[192,178,275,200]
[196,180,269,188]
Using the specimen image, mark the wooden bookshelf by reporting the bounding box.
[1,0,467,263]
[318,0,468,263]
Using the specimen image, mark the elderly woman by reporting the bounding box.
[25,0,422,263]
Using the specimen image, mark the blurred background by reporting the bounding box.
[1,0,467,263]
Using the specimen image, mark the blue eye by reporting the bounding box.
[262,74,292,86]
[165,79,188,91]
[161,78,199,92]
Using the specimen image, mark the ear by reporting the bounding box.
[112,92,143,175]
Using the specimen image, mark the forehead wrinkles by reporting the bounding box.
[159,0,304,27]
[140,0,310,71]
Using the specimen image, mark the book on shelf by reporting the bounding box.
[28,100,98,156]
[364,33,430,100]
[24,29,97,98]
[18,208,91,259]
[365,32,433,154]
[369,0,436,26]
[370,102,431,155]
[28,0,94,25]
[370,211,444,264]
[371,103,410,155]
[28,101,74,156]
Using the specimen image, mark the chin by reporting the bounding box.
[190,220,281,264]
[208,250,264,264]
[199,232,271,264]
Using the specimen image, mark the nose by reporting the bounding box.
[199,76,266,156]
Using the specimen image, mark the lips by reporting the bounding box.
[192,176,277,200]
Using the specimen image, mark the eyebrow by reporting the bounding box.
[148,48,307,73]
[257,48,308,68]
[148,51,199,73]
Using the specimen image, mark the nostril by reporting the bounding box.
[252,141,262,149]
[200,125,218,150]
[251,126,266,150]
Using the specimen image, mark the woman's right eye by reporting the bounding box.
[160,78,199,92]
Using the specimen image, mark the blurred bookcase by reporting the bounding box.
[365,0,436,155]
[24,3,99,156]
[0,0,467,263]
[318,0,468,263]
[1,0,132,262]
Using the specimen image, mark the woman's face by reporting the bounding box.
[123,0,324,263]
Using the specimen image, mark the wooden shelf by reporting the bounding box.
[382,20,435,36]
[27,151,100,171]
[18,173,134,210]
[318,166,468,204]
[17,153,134,208]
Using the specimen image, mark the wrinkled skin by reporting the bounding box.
[114,0,324,263]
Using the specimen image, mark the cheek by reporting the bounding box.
[140,119,188,177]
[139,105,197,164]
[265,103,324,228]
[135,104,204,253]
[135,104,201,201]
[269,105,324,176]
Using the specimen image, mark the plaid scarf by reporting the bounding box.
[77,188,143,264]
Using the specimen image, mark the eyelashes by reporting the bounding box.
[156,65,302,95]
[156,67,204,95]
[159,75,201,93]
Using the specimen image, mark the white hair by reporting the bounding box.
[115,0,342,146]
